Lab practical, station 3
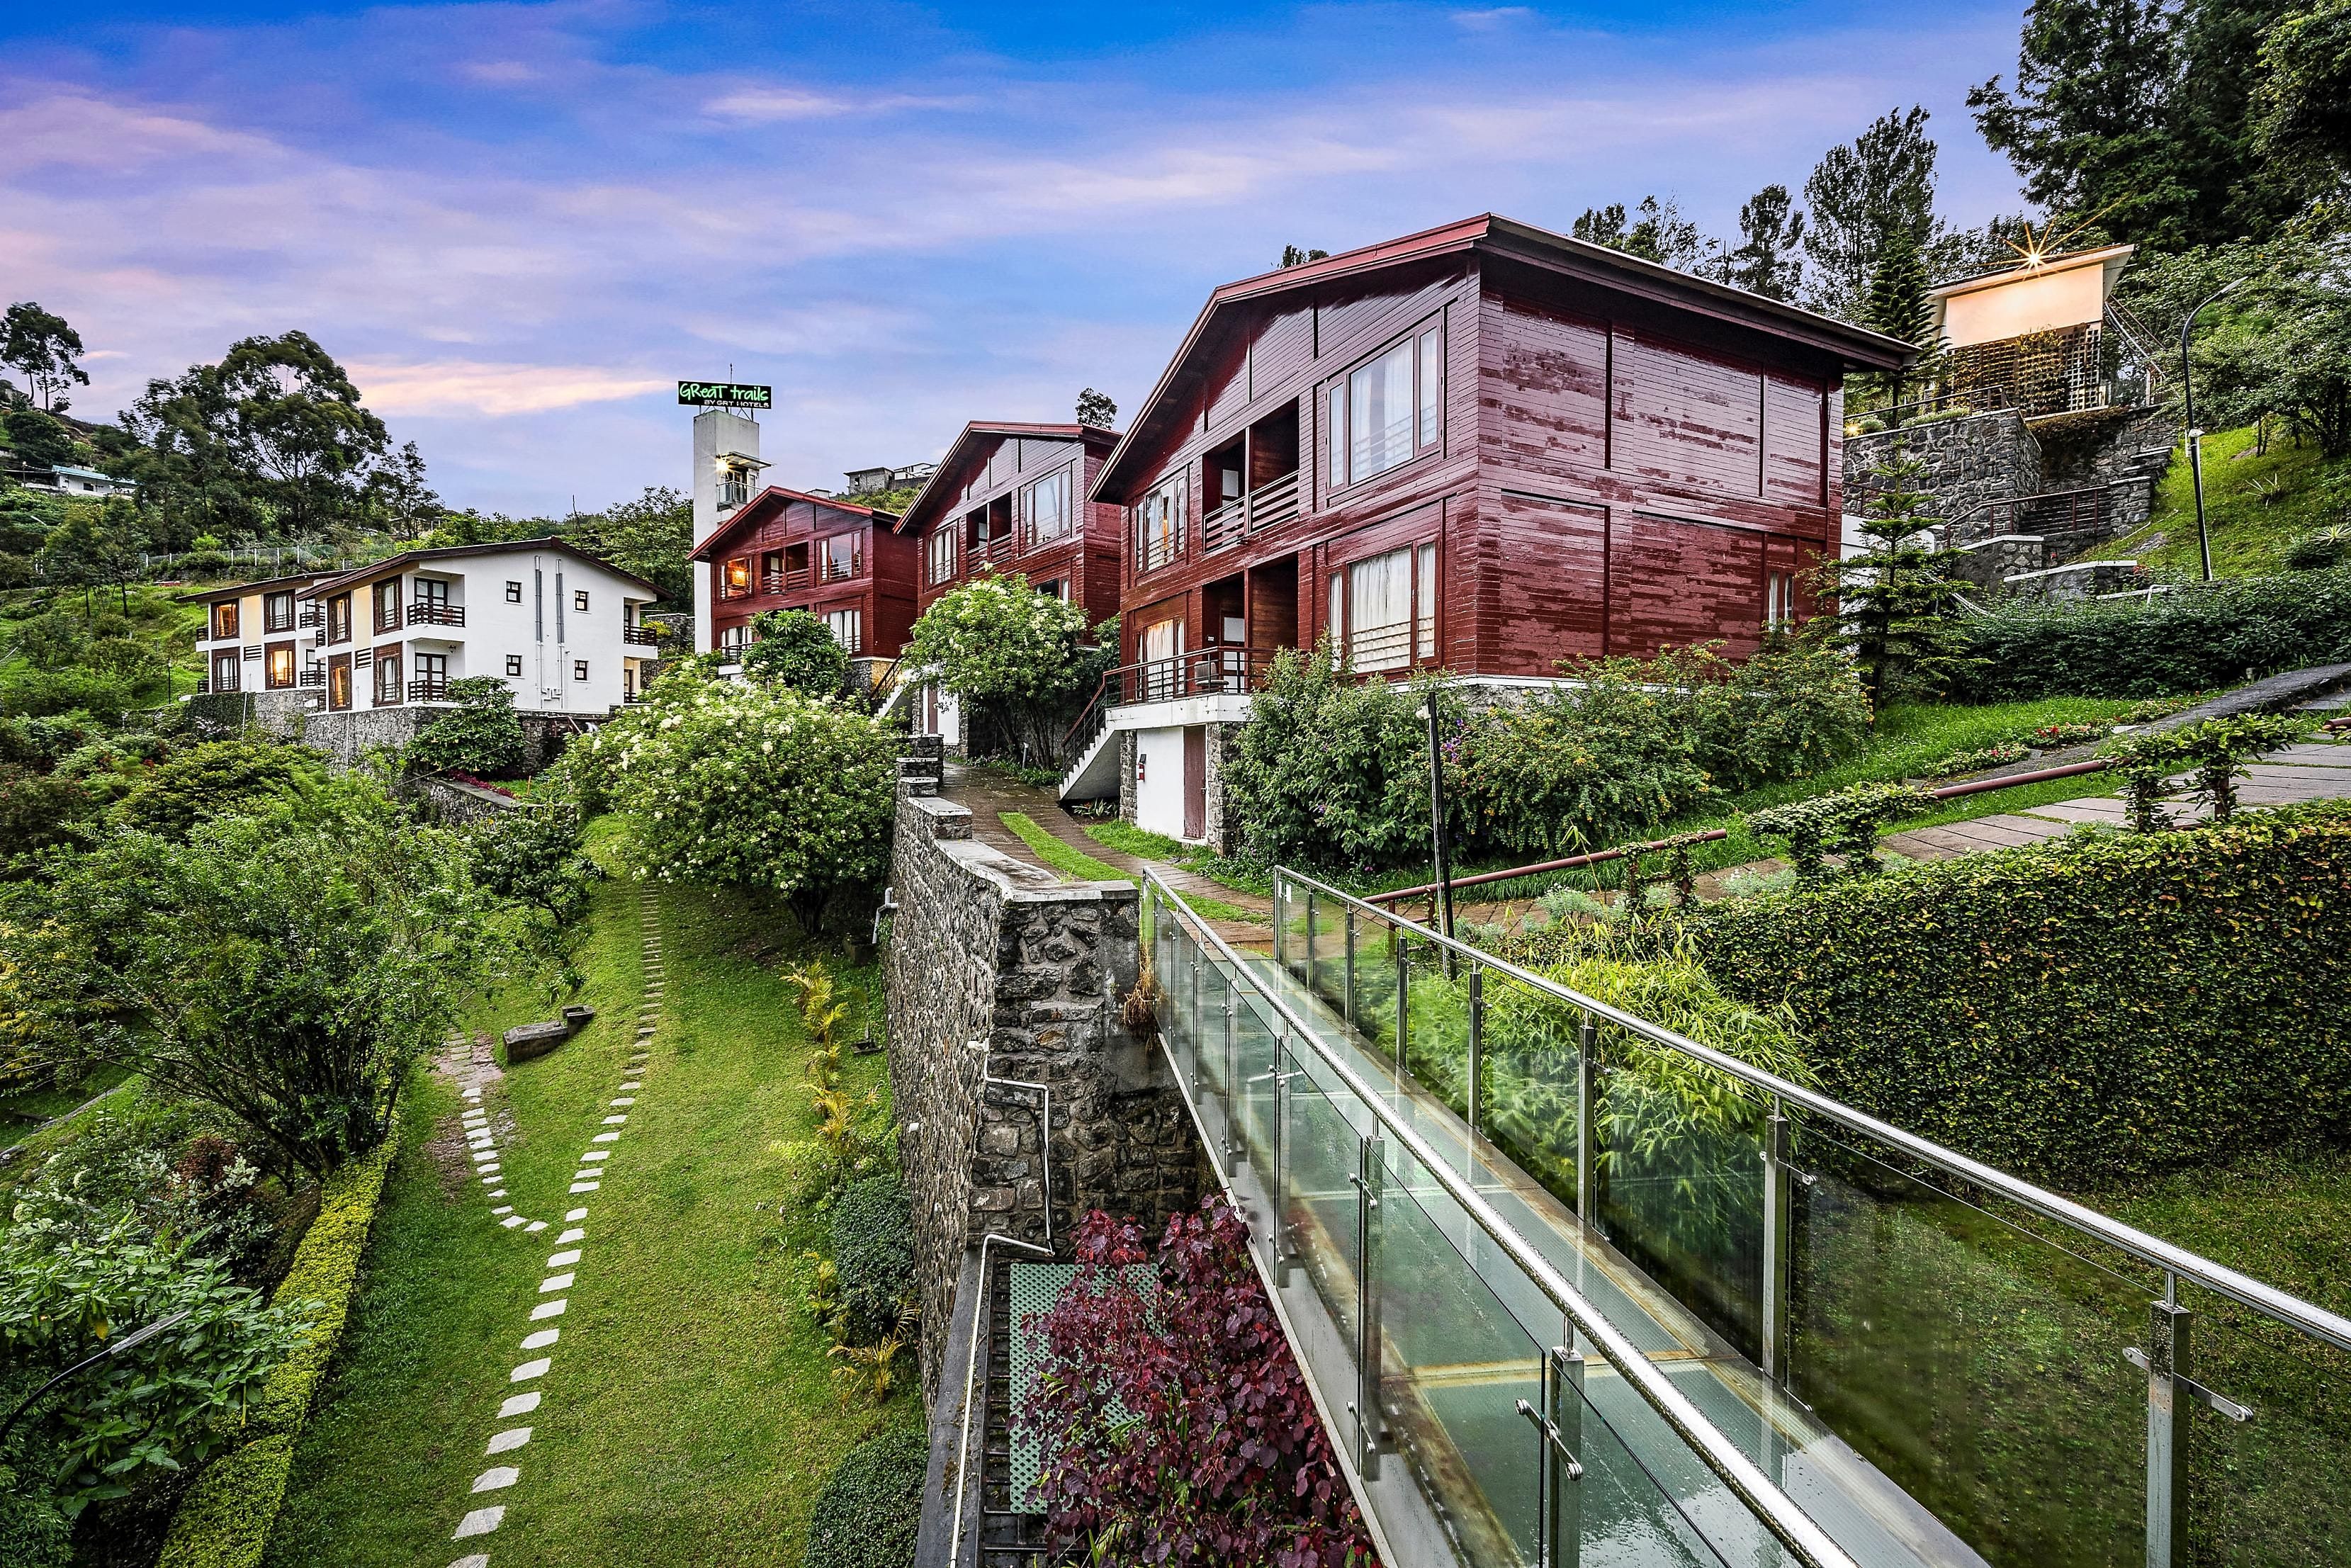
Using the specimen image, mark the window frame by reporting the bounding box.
[264,592,295,633]
[822,607,864,654]
[212,602,239,641]
[1324,537,1441,674]
[506,654,524,677]
[927,524,957,586]
[1023,463,1075,546]
[373,576,402,635]
[1132,471,1187,576]
[327,594,351,644]
[1324,315,1445,493]
[573,659,589,682]
[374,647,403,706]
[573,589,590,611]
[505,580,524,603]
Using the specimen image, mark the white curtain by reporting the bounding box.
[1348,546,1414,672]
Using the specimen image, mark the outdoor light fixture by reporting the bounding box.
[2181,274,2251,585]
[1414,701,1456,945]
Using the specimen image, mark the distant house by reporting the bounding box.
[688,485,918,684]
[1077,211,1911,844]
[38,465,138,500]
[888,421,1124,746]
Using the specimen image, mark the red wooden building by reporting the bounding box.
[1076,213,1912,842]
[689,486,919,670]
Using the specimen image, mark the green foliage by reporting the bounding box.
[577,668,898,933]
[1451,667,1710,859]
[1630,639,1873,792]
[155,1123,400,1568]
[405,676,526,779]
[2182,235,2351,461]
[1,303,89,415]
[827,1173,913,1346]
[1222,643,1440,871]
[1951,565,2351,698]
[743,609,850,696]
[802,1428,924,1568]
[111,738,322,839]
[1688,801,2351,1183]
[1747,781,1936,884]
[2256,0,2351,187]
[464,806,595,925]
[1,789,489,1178]
[569,486,692,605]
[1824,447,1975,704]
[903,574,1107,765]
[1570,195,1707,269]
[4,409,77,470]
[1926,740,2032,777]
[2100,711,2317,826]
[1802,106,1942,324]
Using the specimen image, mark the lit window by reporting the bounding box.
[266,644,296,689]
[506,655,524,676]
[1327,320,1443,488]
[505,580,523,602]
[212,602,239,641]
[573,590,590,611]
[1134,473,1185,573]
[725,558,751,596]
[573,660,589,681]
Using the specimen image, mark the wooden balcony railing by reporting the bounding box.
[298,604,323,628]
[298,666,326,688]
[407,678,453,702]
[977,532,1019,565]
[1202,468,1302,555]
[1061,644,1284,761]
[407,602,465,627]
[624,626,660,645]
[818,553,863,584]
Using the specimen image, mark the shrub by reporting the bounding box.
[2099,711,2315,828]
[742,609,850,696]
[1744,781,1934,882]
[1686,801,2351,1184]
[111,738,320,839]
[405,676,526,778]
[1925,741,2031,777]
[1023,1200,1375,1567]
[1452,666,1711,857]
[1221,642,1438,870]
[828,1173,913,1346]
[465,806,595,925]
[901,573,1111,765]
[2285,524,2351,572]
[802,1428,924,1568]
[1951,567,2351,699]
[578,670,898,932]
[1633,639,1871,791]
[2028,721,2111,747]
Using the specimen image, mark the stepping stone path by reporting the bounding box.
[441,884,664,1564]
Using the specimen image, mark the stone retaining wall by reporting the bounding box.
[884,736,1203,1402]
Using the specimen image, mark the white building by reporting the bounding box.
[36,465,139,500]
[691,409,765,653]
[186,539,661,716]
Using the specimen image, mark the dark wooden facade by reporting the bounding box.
[1093,215,1911,681]
[691,487,918,659]
[892,422,1124,628]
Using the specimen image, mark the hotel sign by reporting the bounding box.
[677,380,772,410]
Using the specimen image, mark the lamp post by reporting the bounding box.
[1414,700,1455,947]
[2180,276,2249,585]
[0,1309,192,1451]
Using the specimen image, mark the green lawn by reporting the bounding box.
[1001,810,1261,920]
[0,1066,132,1151]
[2087,423,2347,580]
[1000,809,1129,884]
[266,848,911,1567]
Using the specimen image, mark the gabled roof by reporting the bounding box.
[1095,212,1917,499]
[297,537,661,600]
[175,570,336,605]
[891,421,1120,535]
[689,485,901,563]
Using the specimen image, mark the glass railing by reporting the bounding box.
[1262,867,2351,1568]
[1146,874,1856,1568]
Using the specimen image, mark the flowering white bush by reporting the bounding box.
[580,672,898,932]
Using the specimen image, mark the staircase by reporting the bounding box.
[1055,719,1121,803]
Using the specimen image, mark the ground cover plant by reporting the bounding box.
[405,675,527,778]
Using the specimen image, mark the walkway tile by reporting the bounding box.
[471,1467,519,1493]
[557,1227,585,1243]
[452,1506,504,1538]
[510,1358,551,1381]
[565,1207,588,1221]
[498,1391,541,1418]
[486,1428,531,1455]
[521,1329,559,1349]
[529,1299,566,1320]
[541,1273,576,1291]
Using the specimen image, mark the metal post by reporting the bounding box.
[1273,1034,1292,1285]
[1394,939,1410,1074]
[2144,1287,2192,1568]
[1222,982,1243,1165]
[1272,879,1287,967]
[1576,1017,1600,1224]
[1353,1132,1385,1478]
[1465,964,1485,1136]
[1762,1111,1792,1381]
[1304,890,1318,991]
[1187,940,1202,1064]
[2180,276,2247,586]
[1344,909,1358,1025]
[1419,701,1457,949]
[1550,1344,1585,1568]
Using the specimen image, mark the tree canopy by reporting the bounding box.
[903,573,1111,765]
[743,608,851,696]
[1,303,89,414]
[1803,107,1944,323]
[569,485,692,604]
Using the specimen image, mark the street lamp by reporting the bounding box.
[1414,700,1455,945]
[0,1309,193,1450]
[2181,276,2250,585]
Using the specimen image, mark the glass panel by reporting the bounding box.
[1418,325,1442,448]
[1595,1030,1769,1365]
[1569,1376,1738,1568]
[1376,1159,1544,1566]
[1350,338,1417,481]
[1479,974,1584,1207]
[1788,1127,2150,1568]
[1351,918,1403,1066]
[1281,1048,1365,1380]
[1328,380,1347,485]
[1401,944,1472,1122]
[2174,1275,2351,1568]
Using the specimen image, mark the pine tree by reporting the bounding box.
[1803,108,1943,323]
[1723,184,1806,300]
[1813,449,1976,708]
[1861,227,1934,407]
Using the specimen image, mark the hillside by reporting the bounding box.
[2088,424,2347,579]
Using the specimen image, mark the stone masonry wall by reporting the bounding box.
[885,737,1204,1403]
[1848,411,2042,544]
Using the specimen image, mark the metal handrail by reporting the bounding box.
[1147,870,1863,1568]
[1281,864,2351,1355]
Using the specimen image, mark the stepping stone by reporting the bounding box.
[524,1220,546,1233]
[499,1391,541,1418]
[602,1115,627,1125]
[570,1179,601,1192]
[581,1151,609,1162]
[547,1250,581,1268]
[521,1328,559,1349]
[487,1427,532,1455]
[557,1228,585,1243]
[611,1098,635,1107]
[592,1132,619,1143]
[486,1189,506,1198]
[530,1299,566,1320]
[470,1151,496,1163]
[565,1207,589,1222]
[472,1466,519,1493]
[450,1556,490,1568]
[501,1217,525,1229]
[491,1206,512,1216]
[452,1505,504,1538]
[619,1081,641,1090]
[511,1358,551,1382]
[573,1172,599,1183]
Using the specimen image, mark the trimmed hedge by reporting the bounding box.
[1688,801,2351,1185]
[1951,566,2351,699]
[155,1118,404,1568]
[830,1173,915,1346]
[804,1428,925,1568]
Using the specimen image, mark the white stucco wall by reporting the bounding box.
[1132,725,1188,840]
[692,410,761,653]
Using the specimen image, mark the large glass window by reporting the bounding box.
[211,602,239,641]
[1025,465,1073,543]
[823,607,863,653]
[266,643,295,689]
[927,526,956,585]
[264,592,294,633]
[327,594,351,643]
[210,648,240,692]
[1326,320,1444,489]
[373,577,401,634]
[821,534,861,582]
[1134,473,1185,573]
[374,648,402,706]
[1328,542,1438,673]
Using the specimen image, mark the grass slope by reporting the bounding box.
[2089,424,2345,580]
[266,857,910,1567]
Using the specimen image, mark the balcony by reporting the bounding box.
[407,602,465,628]
[760,566,813,596]
[624,626,659,646]
[298,667,326,689]
[407,678,453,702]
[1202,468,1302,554]
[976,532,1019,566]
[818,553,864,585]
[298,604,322,628]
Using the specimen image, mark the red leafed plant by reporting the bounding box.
[1020,1197,1378,1567]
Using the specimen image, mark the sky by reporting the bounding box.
[1,1,2038,519]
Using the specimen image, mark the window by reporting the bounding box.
[573,659,589,681]
[1137,616,1182,701]
[327,594,351,643]
[506,655,524,676]
[721,624,748,653]
[1326,320,1443,488]
[573,590,590,611]
[506,580,524,603]
[211,602,239,641]
[821,534,860,582]
[373,577,401,634]
[761,551,785,591]
[210,648,240,692]
[1024,465,1073,544]
[823,608,863,653]
[723,558,751,597]
[927,526,956,585]
[1134,473,1185,574]
[266,643,295,689]
[374,649,402,706]
[264,592,294,633]
[329,658,351,710]
[1765,570,1795,629]
[1327,542,1438,673]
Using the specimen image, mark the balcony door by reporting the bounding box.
[327,653,352,711]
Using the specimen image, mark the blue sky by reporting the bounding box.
[1,1,2035,518]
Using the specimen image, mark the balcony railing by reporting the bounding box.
[1061,644,1282,763]
[298,667,326,688]
[1203,468,1303,554]
[818,553,863,584]
[624,625,659,646]
[407,602,464,627]
[976,531,1018,565]
[407,678,453,702]
[298,604,322,628]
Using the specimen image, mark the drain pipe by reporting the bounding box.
[965,1039,1053,1251]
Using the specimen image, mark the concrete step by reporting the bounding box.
[1056,723,1120,803]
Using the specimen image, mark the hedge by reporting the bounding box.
[155,1117,404,1568]
[804,1428,925,1568]
[830,1173,915,1346]
[1687,801,2351,1185]
[1950,565,2351,699]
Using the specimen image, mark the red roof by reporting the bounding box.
[690,485,899,563]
